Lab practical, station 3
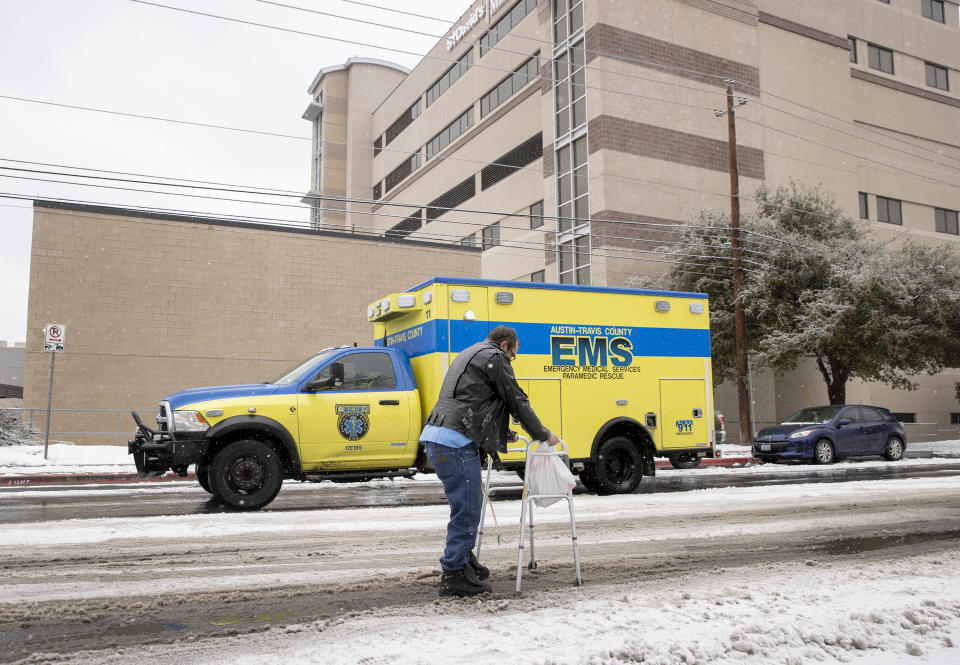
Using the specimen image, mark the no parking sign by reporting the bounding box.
[44,324,65,353]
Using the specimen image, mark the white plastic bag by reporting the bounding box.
[526,442,577,507]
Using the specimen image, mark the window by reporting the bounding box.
[558,235,591,285]
[385,99,421,146]
[951,413,960,425]
[373,136,382,157]
[848,36,857,64]
[935,208,959,235]
[373,182,381,201]
[385,152,422,193]
[868,44,894,74]
[530,200,544,229]
[530,270,545,283]
[553,0,584,43]
[386,210,422,240]
[310,352,397,391]
[482,222,501,250]
[554,41,586,138]
[922,0,945,23]
[877,196,902,225]
[858,192,869,219]
[925,62,949,90]
[426,107,474,161]
[891,412,916,424]
[426,175,476,221]
[461,234,478,248]
[480,0,538,57]
[427,49,473,106]
[877,0,890,4]
[480,133,544,190]
[481,55,540,117]
[860,407,886,423]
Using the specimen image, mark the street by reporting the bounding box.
[1,466,959,664]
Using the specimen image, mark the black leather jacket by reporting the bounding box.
[424,340,551,454]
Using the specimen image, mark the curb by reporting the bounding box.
[4,453,956,487]
[1,472,196,487]
[3,457,759,487]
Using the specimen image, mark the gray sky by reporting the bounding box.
[0,0,466,344]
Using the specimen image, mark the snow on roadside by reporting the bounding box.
[61,547,960,665]
[1,439,958,477]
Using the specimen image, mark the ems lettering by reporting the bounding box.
[550,335,633,367]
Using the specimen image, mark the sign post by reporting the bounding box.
[42,324,65,460]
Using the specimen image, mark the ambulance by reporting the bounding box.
[129,276,717,510]
[369,277,718,494]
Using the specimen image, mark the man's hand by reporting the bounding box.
[546,431,560,446]
[506,430,519,443]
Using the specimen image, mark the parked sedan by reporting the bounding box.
[752,405,906,464]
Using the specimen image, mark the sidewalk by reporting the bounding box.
[2,441,958,487]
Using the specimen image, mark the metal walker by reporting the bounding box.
[476,436,583,593]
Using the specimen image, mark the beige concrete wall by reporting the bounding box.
[23,203,480,444]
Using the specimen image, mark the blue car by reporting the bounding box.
[752,405,907,464]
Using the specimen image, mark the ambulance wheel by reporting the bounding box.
[669,453,701,469]
[592,437,643,494]
[577,467,604,494]
[195,462,212,494]
[209,440,283,511]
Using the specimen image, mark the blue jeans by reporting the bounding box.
[425,441,482,571]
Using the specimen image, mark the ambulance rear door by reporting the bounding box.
[658,378,710,450]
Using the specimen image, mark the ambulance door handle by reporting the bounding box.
[379,399,400,406]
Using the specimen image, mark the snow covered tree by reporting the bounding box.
[648,181,960,404]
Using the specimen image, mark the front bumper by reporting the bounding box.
[128,426,206,478]
[752,440,810,458]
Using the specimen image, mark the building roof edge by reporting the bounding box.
[306,57,410,94]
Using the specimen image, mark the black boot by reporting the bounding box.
[463,560,493,592]
[439,567,489,597]
[469,551,490,581]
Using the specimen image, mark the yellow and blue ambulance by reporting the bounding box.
[129,276,716,509]
[369,277,717,494]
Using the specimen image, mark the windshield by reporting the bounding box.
[782,406,843,425]
[269,350,338,386]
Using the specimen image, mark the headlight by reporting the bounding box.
[173,410,210,432]
[787,429,815,440]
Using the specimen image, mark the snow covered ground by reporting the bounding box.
[2,441,959,664]
[2,474,959,663]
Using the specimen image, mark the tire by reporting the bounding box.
[813,438,835,465]
[209,440,283,510]
[577,467,603,494]
[669,452,702,469]
[195,462,212,494]
[591,436,644,494]
[884,436,905,461]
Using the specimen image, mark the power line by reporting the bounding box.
[0,171,770,264]
[122,0,958,177]
[127,0,719,114]
[737,114,960,191]
[0,163,786,254]
[250,0,728,101]
[5,191,755,277]
[0,94,308,142]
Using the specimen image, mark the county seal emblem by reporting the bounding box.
[336,404,370,441]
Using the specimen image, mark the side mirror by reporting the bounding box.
[330,362,344,388]
[836,418,851,428]
[303,362,345,392]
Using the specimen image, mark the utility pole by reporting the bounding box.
[722,79,752,447]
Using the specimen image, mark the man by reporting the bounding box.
[421,325,560,597]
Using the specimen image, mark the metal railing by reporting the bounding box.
[3,408,155,446]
